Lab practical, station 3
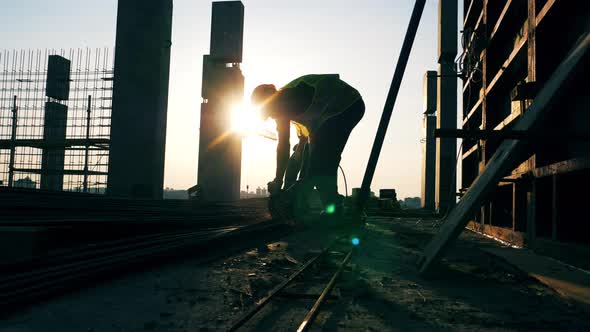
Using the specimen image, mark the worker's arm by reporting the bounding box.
[275,118,291,185]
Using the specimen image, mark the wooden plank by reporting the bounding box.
[463,0,484,28]
[467,220,525,247]
[464,0,475,26]
[466,11,485,51]
[493,111,520,130]
[417,30,590,275]
[462,144,479,160]
[462,13,485,94]
[480,0,489,177]
[485,35,528,95]
[533,158,590,178]
[536,0,557,27]
[489,0,515,41]
[519,0,538,192]
[462,97,482,126]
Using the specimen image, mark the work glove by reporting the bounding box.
[267,179,283,196]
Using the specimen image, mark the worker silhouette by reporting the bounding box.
[251,74,364,219]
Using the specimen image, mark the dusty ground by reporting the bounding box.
[1,216,589,332]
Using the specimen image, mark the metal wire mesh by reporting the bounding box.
[0,48,113,193]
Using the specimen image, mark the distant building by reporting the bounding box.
[240,186,268,199]
[163,188,189,200]
[14,177,36,189]
[401,197,421,210]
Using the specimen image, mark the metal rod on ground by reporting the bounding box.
[417,30,590,276]
[0,221,283,310]
[297,249,353,332]
[227,240,339,332]
[357,0,427,210]
[8,95,17,187]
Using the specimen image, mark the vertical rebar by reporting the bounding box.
[83,95,91,192]
[8,95,17,187]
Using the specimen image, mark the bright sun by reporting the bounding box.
[231,102,262,136]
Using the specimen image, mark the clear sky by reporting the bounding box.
[1,0,462,199]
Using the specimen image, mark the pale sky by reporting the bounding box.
[1,0,463,199]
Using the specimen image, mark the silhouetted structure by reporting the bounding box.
[435,0,458,214]
[0,49,113,192]
[197,1,244,202]
[107,0,173,199]
[460,1,590,246]
[421,70,437,210]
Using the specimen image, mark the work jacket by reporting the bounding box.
[282,74,361,137]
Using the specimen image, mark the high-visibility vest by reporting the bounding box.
[281,74,361,137]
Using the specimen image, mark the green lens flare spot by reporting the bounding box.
[325,204,336,215]
[352,237,360,246]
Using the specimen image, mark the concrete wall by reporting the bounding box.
[107,0,173,199]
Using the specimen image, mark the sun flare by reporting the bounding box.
[230,103,263,136]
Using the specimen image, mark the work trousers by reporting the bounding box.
[287,98,365,209]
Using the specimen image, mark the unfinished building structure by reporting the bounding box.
[107,0,173,199]
[0,49,113,193]
[460,1,590,255]
[196,1,244,202]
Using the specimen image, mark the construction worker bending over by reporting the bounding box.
[251,74,364,218]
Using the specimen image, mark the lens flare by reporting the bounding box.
[351,237,360,246]
[325,204,336,215]
[231,102,263,136]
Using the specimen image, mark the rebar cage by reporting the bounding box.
[0,48,113,193]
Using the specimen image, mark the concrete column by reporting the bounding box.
[422,114,437,210]
[422,71,437,210]
[435,0,457,214]
[196,1,244,202]
[41,55,71,191]
[107,0,173,199]
[40,102,68,191]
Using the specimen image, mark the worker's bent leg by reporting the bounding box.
[284,149,302,189]
[307,98,365,213]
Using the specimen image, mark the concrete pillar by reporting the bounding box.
[196,1,244,202]
[41,102,68,191]
[107,0,173,199]
[421,116,437,210]
[421,114,437,210]
[422,71,437,210]
[435,0,457,214]
[41,55,71,191]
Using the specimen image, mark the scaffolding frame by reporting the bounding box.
[0,48,113,193]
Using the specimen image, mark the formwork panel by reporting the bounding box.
[461,0,590,247]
